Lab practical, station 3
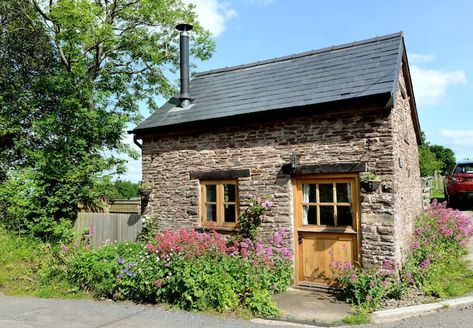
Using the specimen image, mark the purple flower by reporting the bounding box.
[265,247,273,257]
[350,273,358,282]
[127,271,136,278]
[60,244,70,253]
[420,258,431,269]
[117,256,124,264]
[382,280,389,289]
[255,240,264,256]
[344,262,353,270]
[262,200,273,209]
[273,232,282,245]
[127,261,137,268]
[279,247,292,259]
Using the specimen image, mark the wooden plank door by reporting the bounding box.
[293,174,360,287]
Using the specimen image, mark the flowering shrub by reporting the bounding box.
[402,201,473,297]
[63,226,293,317]
[238,196,273,241]
[333,260,400,311]
[335,202,473,311]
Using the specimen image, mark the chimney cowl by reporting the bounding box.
[176,23,193,108]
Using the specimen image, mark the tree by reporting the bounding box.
[0,0,214,240]
[418,131,456,177]
[107,180,139,199]
[419,144,442,177]
[429,145,456,174]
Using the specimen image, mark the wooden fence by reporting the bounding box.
[74,212,143,248]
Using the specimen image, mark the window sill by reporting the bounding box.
[197,225,240,232]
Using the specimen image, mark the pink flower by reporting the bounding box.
[351,273,358,282]
[262,200,273,209]
[344,262,353,270]
[265,247,273,257]
[366,295,373,302]
[273,232,283,245]
[420,258,431,269]
[60,244,69,253]
[154,279,163,288]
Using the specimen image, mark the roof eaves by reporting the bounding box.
[130,91,392,136]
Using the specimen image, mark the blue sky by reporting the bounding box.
[122,0,473,182]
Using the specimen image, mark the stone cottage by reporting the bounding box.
[131,29,423,287]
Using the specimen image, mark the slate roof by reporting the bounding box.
[133,32,408,133]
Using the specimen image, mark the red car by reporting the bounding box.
[445,160,473,205]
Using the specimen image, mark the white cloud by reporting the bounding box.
[439,129,473,146]
[183,0,237,37]
[409,53,436,64]
[410,65,467,106]
[245,0,275,5]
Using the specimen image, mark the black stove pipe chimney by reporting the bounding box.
[176,23,193,108]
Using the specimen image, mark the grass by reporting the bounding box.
[422,254,473,298]
[341,312,371,325]
[0,226,46,295]
[0,226,88,299]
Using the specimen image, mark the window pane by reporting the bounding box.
[302,205,317,225]
[206,204,217,221]
[320,206,334,225]
[224,184,236,202]
[206,185,216,202]
[224,204,236,222]
[336,183,351,203]
[302,184,316,202]
[337,206,353,226]
[319,184,333,203]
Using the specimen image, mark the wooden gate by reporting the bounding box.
[293,174,360,286]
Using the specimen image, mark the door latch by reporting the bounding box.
[298,233,303,244]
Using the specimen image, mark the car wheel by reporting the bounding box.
[448,195,457,208]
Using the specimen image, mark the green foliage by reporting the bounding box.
[418,133,456,176]
[419,144,442,177]
[0,225,85,298]
[107,180,140,199]
[0,226,45,294]
[238,197,273,241]
[0,0,214,240]
[136,215,159,243]
[336,202,473,312]
[62,228,292,317]
[429,145,456,174]
[401,201,473,298]
[334,262,400,312]
[341,312,371,325]
[359,172,380,182]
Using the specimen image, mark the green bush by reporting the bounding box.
[62,227,292,317]
[335,201,473,312]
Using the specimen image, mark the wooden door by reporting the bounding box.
[293,174,360,287]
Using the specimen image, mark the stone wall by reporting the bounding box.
[141,99,413,266]
[391,68,424,263]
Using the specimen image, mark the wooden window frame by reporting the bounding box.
[294,174,360,234]
[200,179,239,229]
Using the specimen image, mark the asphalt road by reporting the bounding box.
[370,304,473,328]
[3,295,473,328]
[0,295,292,328]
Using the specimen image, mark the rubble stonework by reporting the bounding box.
[141,74,422,268]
